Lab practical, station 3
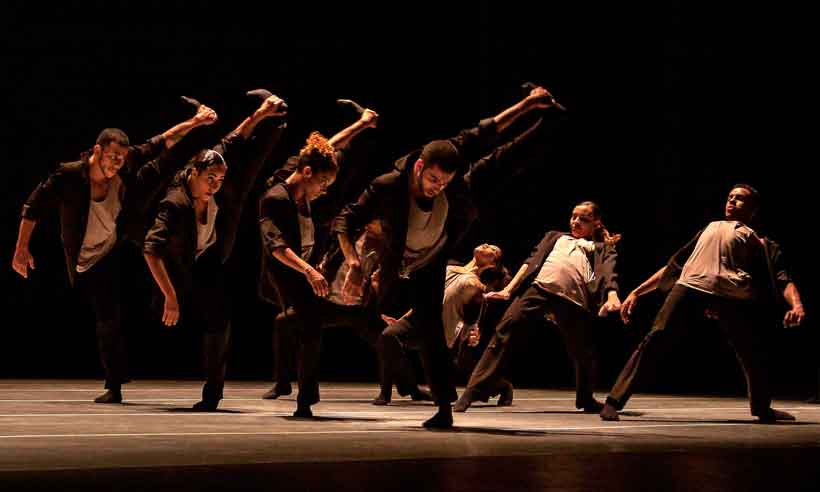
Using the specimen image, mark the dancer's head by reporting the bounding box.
[412,140,461,199]
[473,243,503,269]
[724,184,760,224]
[188,149,228,203]
[296,132,338,201]
[92,128,130,180]
[570,201,621,245]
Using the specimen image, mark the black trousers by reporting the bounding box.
[283,297,378,407]
[386,259,458,405]
[465,284,599,408]
[76,245,129,389]
[151,250,232,402]
[607,284,773,415]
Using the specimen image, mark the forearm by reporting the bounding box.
[493,98,538,133]
[328,119,369,151]
[15,218,36,250]
[337,233,360,267]
[502,263,530,293]
[162,117,206,149]
[272,247,313,274]
[632,266,666,297]
[144,253,177,300]
[234,106,274,140]
[783,282,803,309]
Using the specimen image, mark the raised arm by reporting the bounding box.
[161,102,219,149]
[328,105,378,151]
[493,85,557,133]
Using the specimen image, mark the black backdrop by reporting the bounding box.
[1,2,814,398]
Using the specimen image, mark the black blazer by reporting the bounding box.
[515,230,620,310]
[144,122,284,297]
[22,134,168,285]
[331,118,505,306]
[257,181,320,308]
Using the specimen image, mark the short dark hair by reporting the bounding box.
[420,140,461,174]
[95,128,129,148]
[731,183,761,210]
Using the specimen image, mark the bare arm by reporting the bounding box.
[143,252,180,327]
[161,104,219,149]
[620,266,667,324]
[271,247,329,298]
[11,218,37,278]
[783,282,806,327]
[234,95,287,140]
[485,263,529,301]
[493,86,557,133]
[328,109,378,150]
[337,233,361,269]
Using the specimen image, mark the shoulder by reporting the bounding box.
[159,186,191,210]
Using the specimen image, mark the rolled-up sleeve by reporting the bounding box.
[332,176,386,240]
[144,197,182,258]
[448,117,499,165]
[599,245,620,295]
[125,134,166,173]
[21,166,67,220]
[259,194,290,256]
[767,239,794,292]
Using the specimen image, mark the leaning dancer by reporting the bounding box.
[257,105,379,416]
[12,99,217,403]
[454,202,622,413]
[334,85,559,428]
[601,184,805,422]
[144,91,286,410]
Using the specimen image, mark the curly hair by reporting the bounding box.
[298,131,337,173]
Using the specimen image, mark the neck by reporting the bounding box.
[466,259,492,275]
[285,172,306,202]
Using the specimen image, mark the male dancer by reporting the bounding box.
[601,185,805,422]
[13,99,217,403]
[334,85,559,427]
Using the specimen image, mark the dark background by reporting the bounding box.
[1,2,815,398]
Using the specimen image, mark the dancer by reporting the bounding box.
[12,99,217,403]
[600,184,805,422]
[257,104,379,415]
[377,243,511,405]
[454,202,622,413]
[144,91,286,410]
[334,85,560,427]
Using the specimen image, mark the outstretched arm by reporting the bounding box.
[493,85,557,133]
[620,266,666,324]
[328,108,378,151]
[485,263,529,302]
[234,95,287,140]
[161,104,219,149]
